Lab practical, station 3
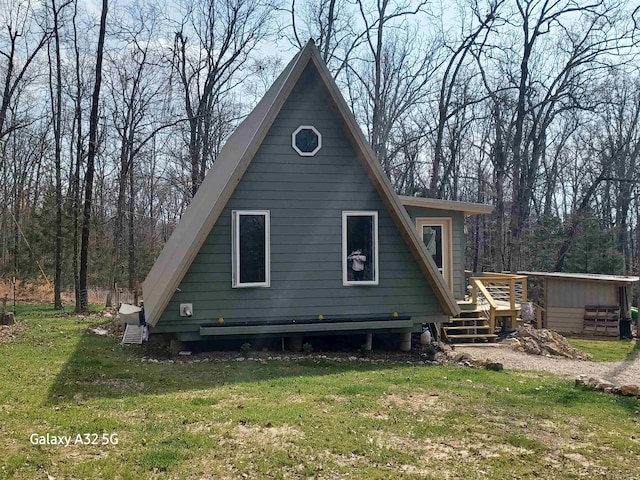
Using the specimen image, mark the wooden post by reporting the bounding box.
[490,308,496,334]
[399,332,411,352]
[365,333,372,351]
[470,279,477,305]
[509,278,516,309]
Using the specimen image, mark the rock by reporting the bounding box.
[594,379,615,392]
[453,352,473,363]
[620,385,640,397]
[576,377,637,398]
[178,351,192,356]
[507,327,593,360]
[89,327,109,336]
[521,337,541,355]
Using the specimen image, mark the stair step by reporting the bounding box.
[449,317,486,323]
[446,334,498,340]
[457,308,487,314]
[444,325,490,331]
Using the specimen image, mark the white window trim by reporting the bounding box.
[416,217,453,288]
[342,211,379,286]
[292,125,322,156]
[232,210,271,288]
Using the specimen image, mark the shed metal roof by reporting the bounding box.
[518,271,639,284]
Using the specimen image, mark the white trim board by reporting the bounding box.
[342,211,379,286]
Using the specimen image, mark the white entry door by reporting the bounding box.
[416,218,452,288]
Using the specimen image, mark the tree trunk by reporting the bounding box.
[72,1,82,312]
[128,158,136,292]
[79,0,108,312]
[50,0,64,310]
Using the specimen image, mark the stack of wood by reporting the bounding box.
[583,305,620,337]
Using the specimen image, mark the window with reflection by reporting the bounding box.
[232,211,270,287]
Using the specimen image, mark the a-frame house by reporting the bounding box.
[142,40,463,349]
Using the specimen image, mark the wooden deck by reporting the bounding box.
[443,273,527,343]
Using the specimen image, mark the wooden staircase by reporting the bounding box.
[443,273,528,344]
[442,305,497,343]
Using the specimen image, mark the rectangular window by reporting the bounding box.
[232,211,270,287]
[342,211,378,286]
[416,217,452,287]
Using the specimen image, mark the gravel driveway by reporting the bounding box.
[454,343,640,386]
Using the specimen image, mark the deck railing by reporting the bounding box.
[468,273,528,332]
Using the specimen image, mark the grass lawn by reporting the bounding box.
[1,306,639,479]
[566,338,638,362]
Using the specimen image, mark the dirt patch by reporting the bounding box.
[285,394,306,403]
[186,421,215,434]
[0,322,25,344]
[380,392,447,414]
[69,378,144,391]
[218,422,305,450]
[85,316,123,341]
[62,444,111,461]
[359,411,389,420]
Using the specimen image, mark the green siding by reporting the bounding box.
[156,63,445,336]
[404,206,466,299]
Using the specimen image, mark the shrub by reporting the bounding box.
[422,343,438,361]
[240,342,252,357]
[302,342,313,355]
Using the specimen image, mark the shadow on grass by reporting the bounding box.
[45,329,640,422]
[603,337,639,381]
[45,331,402,405]
[626,336,640,361]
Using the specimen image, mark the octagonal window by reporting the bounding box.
[292,126,322,156]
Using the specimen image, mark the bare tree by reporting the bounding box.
[288,0,364,78]
[79,0,108,312]
[69,0,86,311]
[429,0,502,198]
[171,0,276,196]
[47,0,70,310]
[0,0,52,140]
[506,0,637,270]
[105,4,166,303]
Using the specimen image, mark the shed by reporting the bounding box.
[520,271,639,336]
